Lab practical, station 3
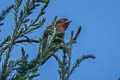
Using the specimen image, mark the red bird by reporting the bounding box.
[46,18,72,43]
[41,18,72,65]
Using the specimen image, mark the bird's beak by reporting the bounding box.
[66,20,72,23]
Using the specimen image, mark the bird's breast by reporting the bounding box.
[56,26,65,32]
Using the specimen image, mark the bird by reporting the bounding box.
[41,18,72,65]
[46,18,72,43]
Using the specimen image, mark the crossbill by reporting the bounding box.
[46,18,72,43]
[41,18,72,65]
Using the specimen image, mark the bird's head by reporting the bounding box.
[57,18,72,30]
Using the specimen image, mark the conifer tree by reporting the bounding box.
[0,0,95,80]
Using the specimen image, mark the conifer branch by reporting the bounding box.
[54,26,95,80]
[0,0,96,80]
[0,0,50,79]
[0,4,13,26]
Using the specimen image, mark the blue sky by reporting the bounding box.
[0,0,120,80]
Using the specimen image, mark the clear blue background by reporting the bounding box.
[0,0,120,80]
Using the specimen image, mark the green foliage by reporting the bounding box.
[0,5,13,26]
[54,26,95,80]
[0,0,95,80]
